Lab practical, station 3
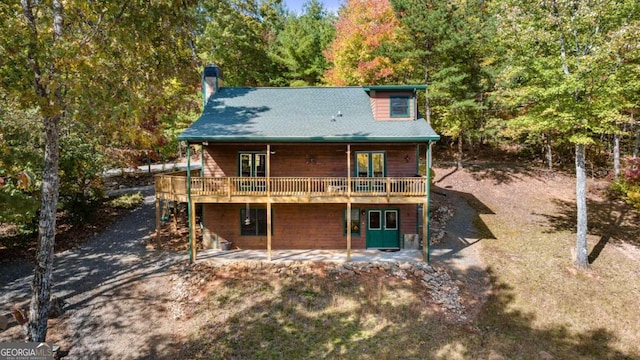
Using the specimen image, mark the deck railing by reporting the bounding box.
[156,174,427,201]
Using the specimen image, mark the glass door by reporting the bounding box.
[355,152,385,192]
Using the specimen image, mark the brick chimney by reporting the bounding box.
[202,65,223,106]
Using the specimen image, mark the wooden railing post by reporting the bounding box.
[386,177,390,199]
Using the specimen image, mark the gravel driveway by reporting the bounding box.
[0,189,186,358]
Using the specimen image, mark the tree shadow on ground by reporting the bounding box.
[536,197,640,263]
[170,263,637,359]
[463,162,551,186]
[431,185,495,262]
[476,268,635,359]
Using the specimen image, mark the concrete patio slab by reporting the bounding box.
[196,249,425,263]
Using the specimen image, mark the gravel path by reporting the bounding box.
[430,166,491,315]
[0,189,186,358]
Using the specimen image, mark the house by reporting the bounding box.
[155,65,440,262]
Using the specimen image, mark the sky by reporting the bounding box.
[284,0,344,14]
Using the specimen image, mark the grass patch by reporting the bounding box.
[178,264,476,359]
[107,192,144,209]
[468,171,640,358]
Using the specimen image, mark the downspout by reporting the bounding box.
[201,143,206,249]
[426,141,433,264]
[187,144,193,263]
[346,144,352,262]
[415,143,420,236]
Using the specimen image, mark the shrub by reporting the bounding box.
[612,157,640,212]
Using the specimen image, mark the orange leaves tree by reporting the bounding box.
[323,0,413,85]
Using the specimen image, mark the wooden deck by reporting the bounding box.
[155,173,428,204]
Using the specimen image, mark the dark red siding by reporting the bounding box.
[200,143,422,249]
[203,144,419,178]
[203,203,419,250]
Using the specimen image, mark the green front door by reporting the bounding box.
[366,209,399,248]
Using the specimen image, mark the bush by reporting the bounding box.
[627,190,640,210]
[611,157,640,212]
[58,133,106,224]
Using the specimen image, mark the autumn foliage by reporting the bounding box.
[323,0,412,85]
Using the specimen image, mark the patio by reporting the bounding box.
[196,248,425,263]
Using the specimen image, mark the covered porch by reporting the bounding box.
[196,248,423,263]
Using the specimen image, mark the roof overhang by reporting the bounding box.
[178,135,440,143]
[363,85,427,92]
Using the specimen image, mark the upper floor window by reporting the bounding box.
[390,96,410,117]
[356,152,385,177]
[239,152,266,177]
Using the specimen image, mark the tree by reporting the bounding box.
[495,0,640,269]
[198,0,287,86]
[324,0,413,85]
[271,0,336,86]
[391,0,496,168]
[0,98,41,229]
[1,0,198,341]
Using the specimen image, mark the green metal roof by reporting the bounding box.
[178,87,440,143]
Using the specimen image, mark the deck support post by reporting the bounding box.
[346,144,351,262]
[155,197,161,244]
[190,199,197,262]
[267,201,272,261]
[187,144,195,263]
[423,141,433,263]
[347,202,352,262]
[267,144,272,261]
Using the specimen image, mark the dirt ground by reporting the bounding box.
[2,161,639,358]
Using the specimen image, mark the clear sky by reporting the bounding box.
[284,0,344,14]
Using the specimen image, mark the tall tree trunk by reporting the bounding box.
[22,0,63,342]
[634,110,639,158]
[424,56,431,125]
[613,133,620,179]
[635,126,640,159]
[575,144,589,270]
[457,134,463,170]
[545,134,553,170]
[27,115,60,342]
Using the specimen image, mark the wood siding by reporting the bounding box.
[203,203,418,250]
[369,91,415,121]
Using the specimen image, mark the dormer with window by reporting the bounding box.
[365,85,425,121]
